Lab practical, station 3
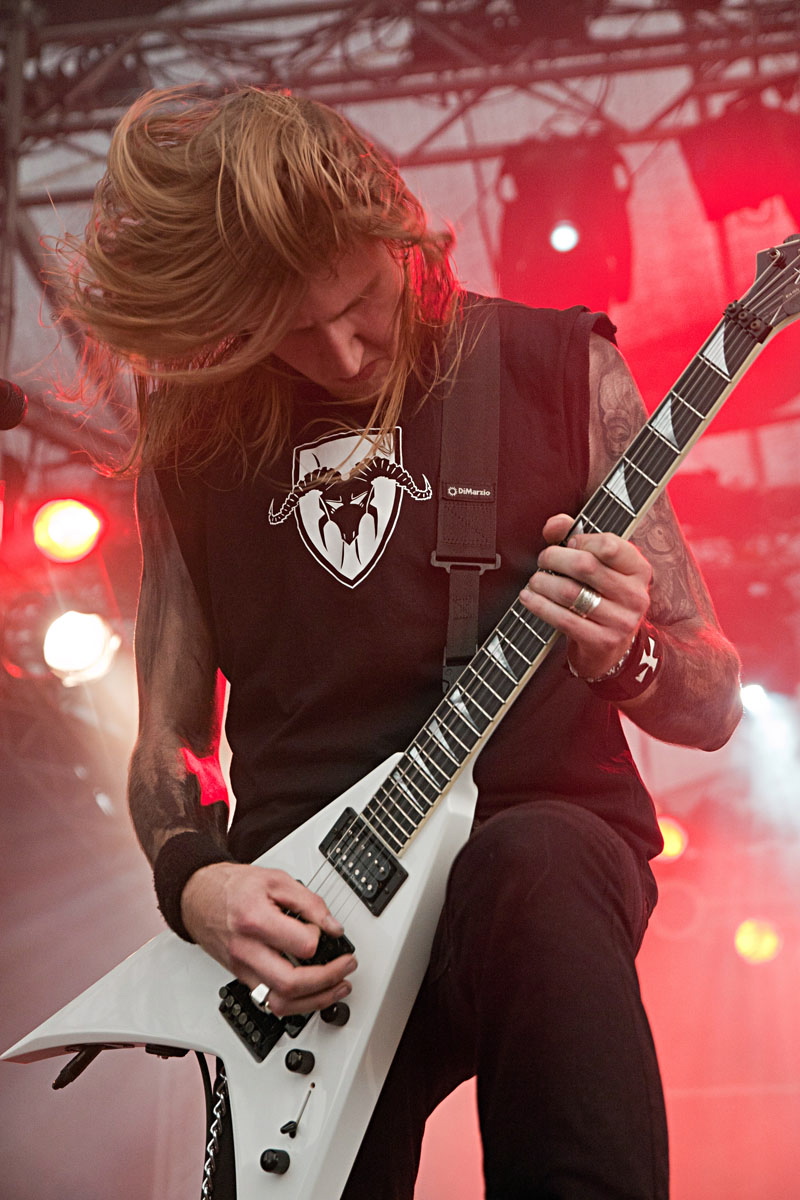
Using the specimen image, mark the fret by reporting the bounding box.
[386,768,428,816]
[435,710,472,754]
[395,762,436,810]
[484,633,520,684]
[670,390,705,420]
[362,811,404,855]
[623,456,657,488]
[371,801,413,843]
[446,688,483,736]
[616,459,656,514]
[424,716,462,766]
[417,744,461,786]
[506,606,550,655]
[473,656,516,705]
[468,669,506,706]
[450,677,493,724]
[669,396,705,447]
[672,356,726,410]
[408,742,450,787]
[493,628,531,670]
[382,801,417,841]
[697,351,729,380]
[440,702,482,748]
[630,425,681,481]
[600,476,636,517]
[584,490,632,536]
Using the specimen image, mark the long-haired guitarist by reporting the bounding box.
[54,86,742,1198]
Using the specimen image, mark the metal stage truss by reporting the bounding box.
[2,2,800,369]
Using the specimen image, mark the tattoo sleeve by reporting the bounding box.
[128,472,229,865]
[587,335,743,749]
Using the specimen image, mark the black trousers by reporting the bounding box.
[342,799,669,1200]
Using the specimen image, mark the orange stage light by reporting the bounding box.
[32,499,103,563]
[656,815,689,862]
[734,918,782,964]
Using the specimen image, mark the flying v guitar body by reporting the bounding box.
[3,755,478,1200]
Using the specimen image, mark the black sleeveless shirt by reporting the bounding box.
[157,299,663,865]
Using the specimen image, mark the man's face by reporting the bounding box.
[272,240,405,400]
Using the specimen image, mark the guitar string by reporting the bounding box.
[301,250,796,929]
[306,304,783,925]
[304,255,794,926]
[351,252,800,845]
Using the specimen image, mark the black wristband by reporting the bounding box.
[153,832,233,943]
[584,622,664,702]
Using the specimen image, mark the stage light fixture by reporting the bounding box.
[1,593,121,686]
[497,133,632,313]
[680,99,800,226]
[33,498,103,563]
[550,221,580,253]
[42,610,121,687]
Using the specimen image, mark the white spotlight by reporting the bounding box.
[43,611,121,687]
[741,683,769,714]
[549,221,580,253]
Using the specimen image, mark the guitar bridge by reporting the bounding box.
[319,808,408,915]
[219,926,355,1062]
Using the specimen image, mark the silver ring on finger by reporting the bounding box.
[570,585,602,618]
[250,983,272,1013]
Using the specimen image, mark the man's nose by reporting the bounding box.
[320,320,362,377]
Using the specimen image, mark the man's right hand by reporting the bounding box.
[181,862,358,1016]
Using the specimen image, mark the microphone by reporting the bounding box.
[0,378,29,430]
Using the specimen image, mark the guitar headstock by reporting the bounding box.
[746,234,800,330]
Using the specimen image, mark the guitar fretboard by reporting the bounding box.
[321,238,799,879]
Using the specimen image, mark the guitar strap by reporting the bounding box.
[432,300,501,691]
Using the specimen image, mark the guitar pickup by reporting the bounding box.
[319,808,408,915]
[219,979,290,1062]
[218,926,355,1062]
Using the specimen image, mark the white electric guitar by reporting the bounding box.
[5,238,800,1199]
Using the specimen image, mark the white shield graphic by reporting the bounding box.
[275,427,424,587]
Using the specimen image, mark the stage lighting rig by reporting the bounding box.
[0,487,133,688]
[407,0,596,66]
[496,132,632,314]
[680,98,800,227]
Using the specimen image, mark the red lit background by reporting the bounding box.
[2,4,800,1198]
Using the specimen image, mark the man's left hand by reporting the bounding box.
[521,513,652,680]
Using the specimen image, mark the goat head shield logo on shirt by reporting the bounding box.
[268,428,432,587]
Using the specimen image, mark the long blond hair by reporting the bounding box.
[54,86,460,476]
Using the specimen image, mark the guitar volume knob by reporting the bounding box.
[321,1001,350,1026]
[284,1049,315,1074]
[260,1148,290,1174]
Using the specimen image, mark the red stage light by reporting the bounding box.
[32,499,103,563]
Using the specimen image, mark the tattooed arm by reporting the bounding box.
[522,333,742,751]
[128,470,229,863]
[130,471,356,1016]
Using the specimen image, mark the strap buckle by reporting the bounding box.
[430,552,501,574]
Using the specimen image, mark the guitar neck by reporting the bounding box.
[322,238,800,876]
[358,315,778,858]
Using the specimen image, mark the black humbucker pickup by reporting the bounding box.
[319,808,408,915]
[218,922,355,1062]
[219,979,309,1062]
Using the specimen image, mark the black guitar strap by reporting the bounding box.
[432,301,501,690]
